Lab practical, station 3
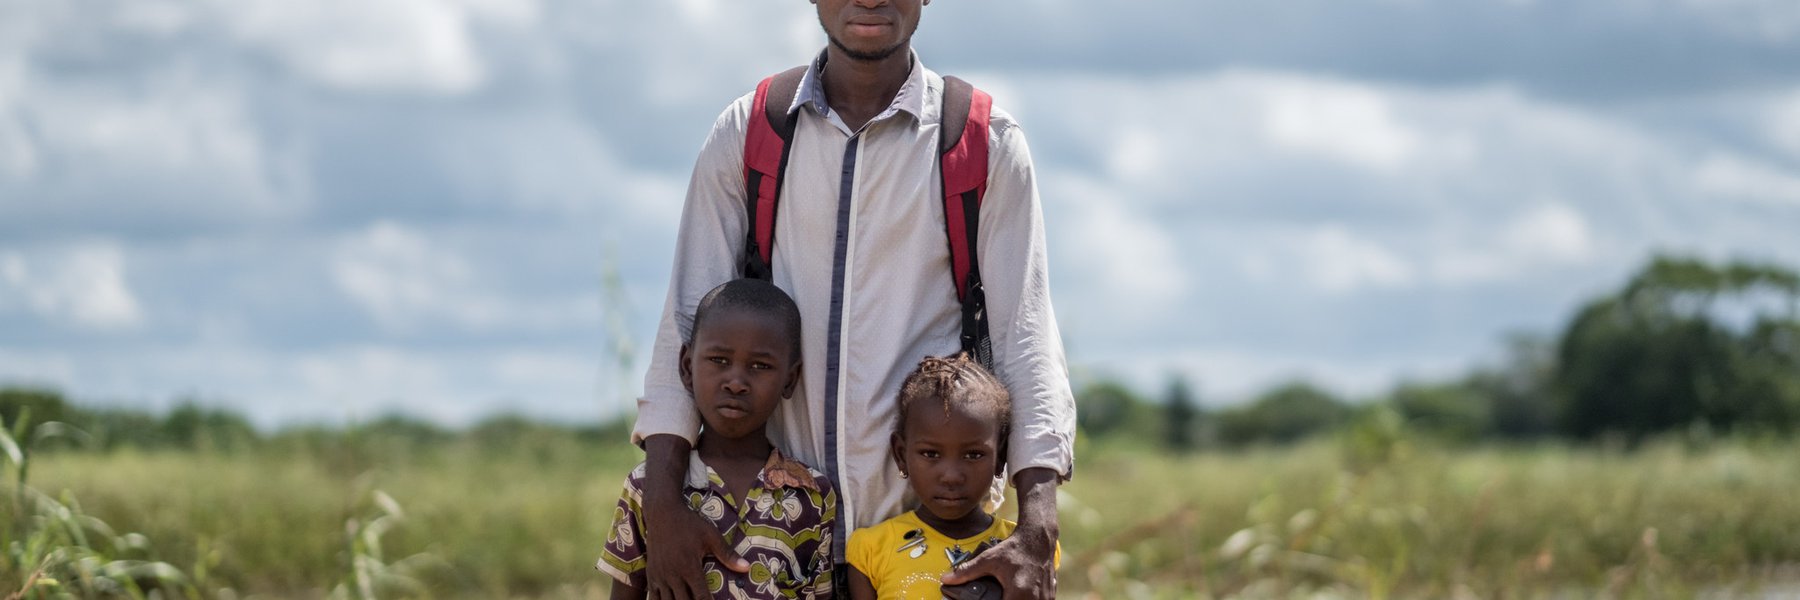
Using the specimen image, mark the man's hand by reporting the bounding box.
[941,468,1061,600]
[641,434,750,600]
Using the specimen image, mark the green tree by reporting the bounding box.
[1554,255,1800,439]
[1217,381,1349,446]
[0,387,69,433]
[1470,333,1559,439]
[161,401,259,451]
[1390,381,1489,442]
[1163,376,1199,451]
[1075,378,1147,438]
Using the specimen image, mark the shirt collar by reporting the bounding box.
[683,447,821,493]
[793,49,928,124]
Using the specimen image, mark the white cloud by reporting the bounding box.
[217,0,502,95]
[1693,153,1800,207]
[0,244,143,330]
[1261,77,1423,171]
[432,109,687,228]
[115,0,197,36]
[1503,203,1594,262]
[1673,0,1800,42]
[70,86,261,175]
[1293,226,1416,294]
[1432,203,1597,286]
[0,56,34,178]
[0,67,298,225]
[1769,90,1800,159]
[1050,175,1187,317]
[331,222,602,333]
[1107,127,1168,181]
[332,222,479,329]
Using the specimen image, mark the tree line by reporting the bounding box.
[1084,254,1800,451]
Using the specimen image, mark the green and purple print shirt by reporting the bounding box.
[596,449,837,599]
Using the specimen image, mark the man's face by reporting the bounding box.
[816,0,926,62]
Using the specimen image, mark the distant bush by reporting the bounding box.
[1215,381,1350,447]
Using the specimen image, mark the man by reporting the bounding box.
[629,0,1074,598]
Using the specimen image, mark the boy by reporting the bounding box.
[598,279,837,599]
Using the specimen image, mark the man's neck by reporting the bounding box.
[820,45,912,132]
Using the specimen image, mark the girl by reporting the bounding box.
[846,354,1056,600]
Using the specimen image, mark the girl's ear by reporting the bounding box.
[889,432,908,478]
[781,360,803,399]
[678,343,695,395]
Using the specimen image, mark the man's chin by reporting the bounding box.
[829,36,906,62]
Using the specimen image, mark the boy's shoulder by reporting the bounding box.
[763,449,836,499]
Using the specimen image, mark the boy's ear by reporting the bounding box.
[889,432,907,478]
[678,343,695,395]
[781,360,802,399]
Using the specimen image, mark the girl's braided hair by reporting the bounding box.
[894,353,1011,443]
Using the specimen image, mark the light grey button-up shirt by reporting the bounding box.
[633,51,1075,538]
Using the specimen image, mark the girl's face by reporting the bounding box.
[891,399,1004,524]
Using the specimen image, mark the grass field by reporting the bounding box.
[10,427,1800,599]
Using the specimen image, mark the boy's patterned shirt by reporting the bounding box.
[597,449,837,599]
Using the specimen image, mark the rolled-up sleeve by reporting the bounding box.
[631,94,755,447]
[978,111,1077,481]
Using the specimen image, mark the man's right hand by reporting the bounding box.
[641,434,749,600]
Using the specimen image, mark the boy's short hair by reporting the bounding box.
[894,353,1011,443]
[689,278,803,362]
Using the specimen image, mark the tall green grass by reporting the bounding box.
[18,425,1800,599]
[2,412,200,599]
[1058,427,1800,599]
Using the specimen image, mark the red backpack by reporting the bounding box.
[739,67,994,368]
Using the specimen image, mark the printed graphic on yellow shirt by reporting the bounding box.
[847,512,1059,600]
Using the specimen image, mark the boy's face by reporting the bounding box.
[891,399,1004,523]
[680,307,800,441]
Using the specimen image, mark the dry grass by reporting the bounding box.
[16,430,1800,599]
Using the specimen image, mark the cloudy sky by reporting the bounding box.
[3,0,1798,427]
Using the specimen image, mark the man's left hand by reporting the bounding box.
[940,467,1061,600]
[939,522,1057,599]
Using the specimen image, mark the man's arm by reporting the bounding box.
[631,94,754,451]
[975,111,1076,484]
[632,95,757,600]
[942,111,1072,599]
[940,468,1060,598]
[639,435,749,600]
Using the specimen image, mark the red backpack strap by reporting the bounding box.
[742,66,808,281]
[939,76,994,368]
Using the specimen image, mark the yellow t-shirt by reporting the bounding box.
[846,511,1059,600]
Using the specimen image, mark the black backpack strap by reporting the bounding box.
[939,76,994,369]
[741,66,808,281]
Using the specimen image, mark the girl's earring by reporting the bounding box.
[900,472,908,479]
